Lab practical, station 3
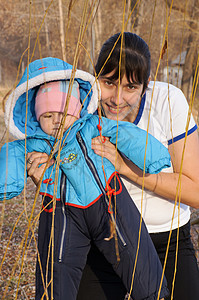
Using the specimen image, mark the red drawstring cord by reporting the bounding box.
[42,178,55,185]
[97,116,106,143]
[106,184,115,214]
[97,116,116,213]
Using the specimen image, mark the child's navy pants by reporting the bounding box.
[35,173,169,300]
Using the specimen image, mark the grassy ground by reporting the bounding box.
[0,88,198,299]
[0,180,39,299]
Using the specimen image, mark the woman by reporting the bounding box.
[77,32,199,300]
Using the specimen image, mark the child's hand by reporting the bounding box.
[91,136,125,174]
[27,152,54,186]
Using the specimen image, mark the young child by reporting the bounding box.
[0,57,170,300]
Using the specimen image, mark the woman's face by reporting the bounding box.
[99,71,144,123]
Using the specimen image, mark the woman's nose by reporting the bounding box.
[112,87,124,105]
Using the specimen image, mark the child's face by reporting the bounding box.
[39,112,78,137]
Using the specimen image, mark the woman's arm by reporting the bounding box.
[92,130,199,208]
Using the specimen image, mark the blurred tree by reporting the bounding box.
[166,0,199,99]
[181,0,199,100]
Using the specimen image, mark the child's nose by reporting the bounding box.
[53,113,62,123]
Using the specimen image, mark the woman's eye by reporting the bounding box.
[127,85,135,90]
[105,80,113,86]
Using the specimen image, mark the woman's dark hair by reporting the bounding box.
[95,32,151,92]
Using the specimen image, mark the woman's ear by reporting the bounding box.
[142,76,151,96]
[147,76,151,86]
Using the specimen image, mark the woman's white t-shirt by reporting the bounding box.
[121,81,197,233]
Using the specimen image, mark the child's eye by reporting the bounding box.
[43,114,52,118]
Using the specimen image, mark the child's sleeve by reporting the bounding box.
[0,140,26,200]
[101,118,171,174]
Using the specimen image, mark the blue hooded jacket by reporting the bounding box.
[0,57,171,206]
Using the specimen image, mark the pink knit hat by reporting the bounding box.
[35,80,81,121]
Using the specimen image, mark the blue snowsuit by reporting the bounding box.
[0,57,170,299]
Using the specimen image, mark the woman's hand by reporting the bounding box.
[91,136,126,174]
[27,152,55,186]
[92,131,199,208]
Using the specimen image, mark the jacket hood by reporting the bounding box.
[5,57,100,139]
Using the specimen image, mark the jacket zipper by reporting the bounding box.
[43,139,67,262]
[58,172,67,262]
[76,132,126,246]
